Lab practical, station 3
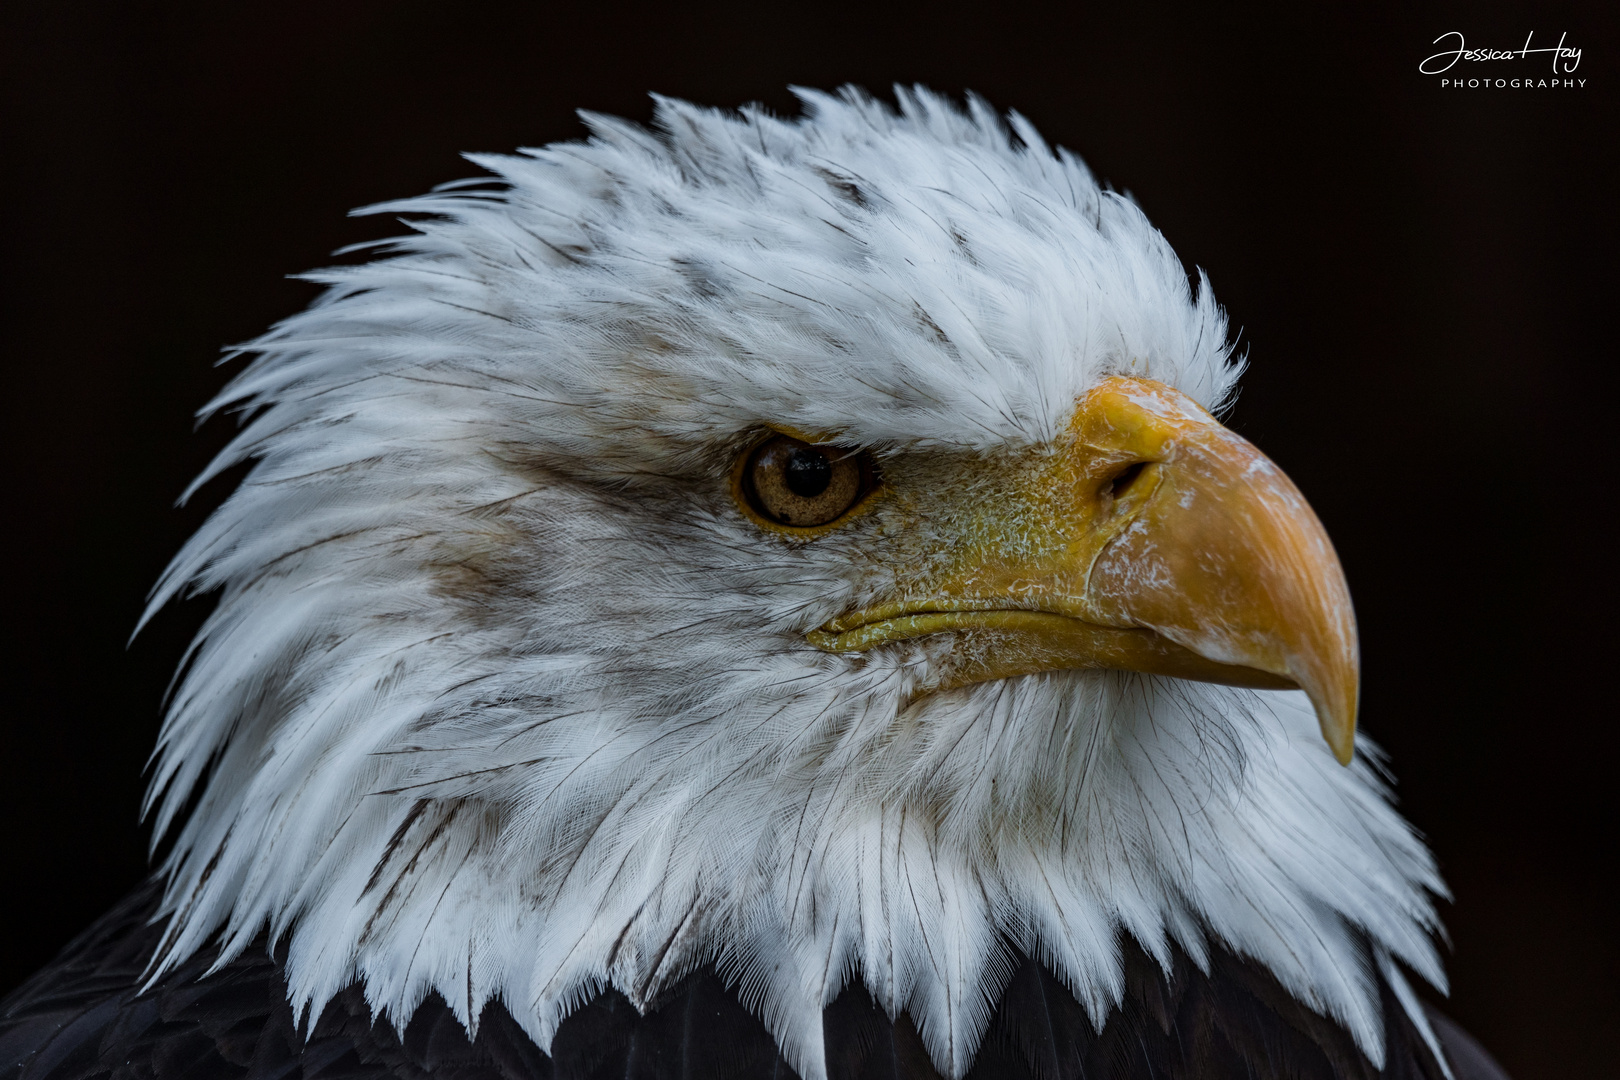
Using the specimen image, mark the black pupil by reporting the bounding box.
[784,447,833,497]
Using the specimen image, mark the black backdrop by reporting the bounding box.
[1,3,1613,1078]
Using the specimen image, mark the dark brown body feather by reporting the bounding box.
[2,883,1506,1080]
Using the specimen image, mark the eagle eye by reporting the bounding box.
[740,434,872,530]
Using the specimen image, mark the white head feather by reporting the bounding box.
[143,87,1448,1080]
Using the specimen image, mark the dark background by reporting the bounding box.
[1,2,1613,1077]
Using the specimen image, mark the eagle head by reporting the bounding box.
[143,87,1445,1079]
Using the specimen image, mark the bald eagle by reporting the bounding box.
[1,88,1509,1080]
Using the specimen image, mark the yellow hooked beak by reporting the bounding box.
[807,376,1360,764]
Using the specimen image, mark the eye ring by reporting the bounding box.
[732,432,879,536]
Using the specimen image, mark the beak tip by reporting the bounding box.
[1316,700,1357,766]
[1294,659,1358,766]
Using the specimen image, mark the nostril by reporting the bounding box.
[1109,462,1148,499]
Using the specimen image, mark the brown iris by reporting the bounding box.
[742,434,869,528]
